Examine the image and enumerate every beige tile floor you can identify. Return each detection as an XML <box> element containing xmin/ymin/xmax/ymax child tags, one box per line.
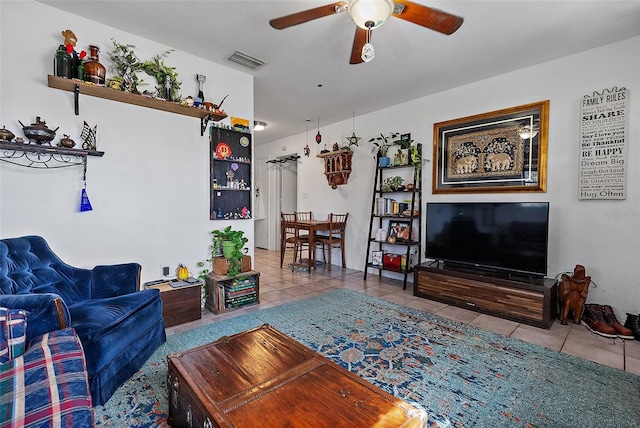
<box><xmin>167</xmin><ymin>248</ymin><xmax>640</xmax><ymax>376</ymax></box>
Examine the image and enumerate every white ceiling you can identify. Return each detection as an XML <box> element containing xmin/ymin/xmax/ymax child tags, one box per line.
<box><xmin>39</xmin><ymin>1</ymin><xmax>640</xmax><ymax>145</ymax></box>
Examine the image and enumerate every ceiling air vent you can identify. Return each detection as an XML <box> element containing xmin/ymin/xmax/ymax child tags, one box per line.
<box><xmin>227</xmin><ymin>50</ymin><xmax>268</xmax><ymax>70</ymax></box>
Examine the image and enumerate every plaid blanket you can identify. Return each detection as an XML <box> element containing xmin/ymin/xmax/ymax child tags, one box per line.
<box><xmin>0</xmin><ymin>328</ymin><xmax>93</xmax><ymax>427</ymax></box>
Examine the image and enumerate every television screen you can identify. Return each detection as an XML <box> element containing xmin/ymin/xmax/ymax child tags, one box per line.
<box><xmin>425</xmin><ymin>202</ymin><xmax>549</xmax><ymax>278</ymax></box>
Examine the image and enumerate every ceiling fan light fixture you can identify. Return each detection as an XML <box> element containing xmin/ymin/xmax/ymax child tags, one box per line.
<box><xmin>348</xmin><ymin>0</ymin><xmax>394</xmax><ymax>30</ymax></box>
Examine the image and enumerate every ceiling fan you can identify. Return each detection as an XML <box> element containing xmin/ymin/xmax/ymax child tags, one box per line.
<box><xmin>269</xmin><ymin>0</ymin><xmax>463</xmax><ymax>64</ymax></box>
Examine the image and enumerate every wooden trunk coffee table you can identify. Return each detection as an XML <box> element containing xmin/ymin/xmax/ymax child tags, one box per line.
<box><xmin>167</xmin><ymin>324</ymin><xmax>427</xmax><ymax>427</ymax></box>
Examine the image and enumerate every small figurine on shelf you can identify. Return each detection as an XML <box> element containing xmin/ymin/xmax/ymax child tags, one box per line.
<box><xmin>122</xmin><ymin>66</ymin><xmax>134</xmax><ymax>92</ymax></box>
<box><xmin>81</xmin><ymin>121</ymin><xmax>97</xmax><ymax>151</ymax></box>
<box><xmin>164</xmin><ymin>75</ymin><xmax>172</xmax><ymax>101</ymax></box>
<box><xmin>225</xmin><ymin>169</ymin><xmax>234</xmax><ymax>186</ymax></box>
<box><xmin>216</xmin><ymin>208</ymin><xmax>223</xmax><ymax>219</ymax></box>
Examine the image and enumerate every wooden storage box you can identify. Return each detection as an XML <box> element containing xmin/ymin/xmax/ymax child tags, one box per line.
<box><xmin>167</xmin><ymin>324</ymin><xmax>426</xmax><ymax>427</ymax></box>
<box><xmin>212</xmin><ymin>255</ymin><xmax>251</xmax><ymax>275</ymax></box>
<box><xmin>145</xmin><ymin>281</ymin><xmax>202</xmax><ymax>328</ymax></box>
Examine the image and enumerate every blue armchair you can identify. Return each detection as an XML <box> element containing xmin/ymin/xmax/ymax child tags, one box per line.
<box><xmin>0</xmin><ymin>235</ymin><xmax>166</xmax><ymax>406</ymax></box>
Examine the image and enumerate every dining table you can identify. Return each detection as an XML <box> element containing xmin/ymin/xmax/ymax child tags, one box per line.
<box><xmin>293</xmin><ymin>219</ymin><xmax>333</xmax><ymax>273</ymax></box>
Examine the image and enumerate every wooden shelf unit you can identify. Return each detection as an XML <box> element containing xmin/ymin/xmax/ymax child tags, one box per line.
<box><xmin>414</xmin><ymin>264</ymin><xmax>557</xmax><ymax>328</ymax></box>
<box><xmin>363</xmin><ymin>144</ymin><xmax>422</xmax><ymax>290</ymax></box>
<box><xmin>47</xmin><ymin>75</ymin><xmax>227</xmax><ymax>121</ymax></box>
<box><xmin>210</xmin><ymin>127</ymin><xmax>252</xmax><ymax>219</ymax></box>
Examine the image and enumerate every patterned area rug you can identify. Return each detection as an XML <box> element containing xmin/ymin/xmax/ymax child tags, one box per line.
<box><xmin>95</xmin><ymin>289</ymin><xmax>640</xmax><ymax>427</ymax></box>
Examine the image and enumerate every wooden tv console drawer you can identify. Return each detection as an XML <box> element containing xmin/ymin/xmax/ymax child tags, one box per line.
<box><xmin>414</xmin><ymin>265</ymin><xmax>557</xmax><ymax>328</ymax></box>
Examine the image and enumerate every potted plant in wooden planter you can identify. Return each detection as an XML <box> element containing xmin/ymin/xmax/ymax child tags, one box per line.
<box><xmin>212</xmin><ymin>226</ymin><xmax>249</xmax><ymax>278</ymax></box>
<box><xmin>198</xmin><ymin>225</ymin><xmax>249</xmax><ymax>280</ymax></box>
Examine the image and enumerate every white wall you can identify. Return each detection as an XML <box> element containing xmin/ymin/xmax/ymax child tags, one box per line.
<box><xmin>0</xmin><ymin>1</ymin><xmax>254</xmax><ymax>282</ymax></box>
<box><xmin>255</xmin><ymin>36</ymin><xmax>640</xmax><ymax>317</ymax></box>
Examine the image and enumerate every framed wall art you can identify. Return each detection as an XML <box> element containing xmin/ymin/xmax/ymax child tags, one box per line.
<box><xmin>432</xmin><ymin>100</ymin><xmax>549</xmax><ymax>194</ymax></box>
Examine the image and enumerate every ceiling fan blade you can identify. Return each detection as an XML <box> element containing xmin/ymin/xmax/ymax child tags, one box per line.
<box><xmin>393</xmin><ymin>0</ymin><xmax>463</xmax><ymax>35</ymax></box>
<box><xmin>350</xmin><ymin>27</ymin><xmax>368</xmax><ymax>65</ymax></box>
<box><xmin>270</xmin><ymin>2</ymin><xmax>347</xmax><ymax>29</ymax></box>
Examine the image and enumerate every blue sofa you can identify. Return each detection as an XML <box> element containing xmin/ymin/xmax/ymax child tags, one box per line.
<box><xmin>0</xmin><ymin>235</ymin><xmax>166</xmax><ymax>405</ymax></box>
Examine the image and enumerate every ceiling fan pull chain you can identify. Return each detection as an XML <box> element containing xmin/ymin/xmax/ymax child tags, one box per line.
<box><xmin>362</xmin><ymin>27</ymin><xmax>375</xmax><ymax>63</ymax></box>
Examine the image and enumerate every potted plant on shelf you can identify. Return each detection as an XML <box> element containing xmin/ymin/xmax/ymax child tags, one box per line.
<box><xmin>393</xmin><ymin>135</ymin><xmax>414</xmax><ymax>165</ymax></box>
<box><xmin>383</xmin><ymin>176</ymin><xmax>404</xmax><ymax>191</ymax></box>
<box><xmin>369</xmin><ymin>132</ymin><xmax>400</xmax><ymax>167</ymax></box>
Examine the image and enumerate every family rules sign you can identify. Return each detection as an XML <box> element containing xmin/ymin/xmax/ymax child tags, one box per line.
<box><xmin>579</xmin><ymin>87</ymin><xmax>629</xmax><ymax>200</ymax></box>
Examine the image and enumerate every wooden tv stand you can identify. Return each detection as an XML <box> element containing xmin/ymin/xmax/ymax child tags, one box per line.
<box><xmin>414</xmin><ymin>264</ymin><xmax>557</xmax><ymax>328</ymax></box>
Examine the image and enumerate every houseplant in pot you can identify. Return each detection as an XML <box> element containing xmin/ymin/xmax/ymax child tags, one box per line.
<box><xmin>212</xmin><ymin>225</ymin><xmax>249</xmax><ymax>278</ymax></box>
<box><xmin>369</xmin><ymin>132</ymin><xmax>400</xmax><ymax>167</ymax></box>
<box><xmin>197</xmin><ymin>225</ymin><xmax>249</xmax><ymax>279</ymax></box>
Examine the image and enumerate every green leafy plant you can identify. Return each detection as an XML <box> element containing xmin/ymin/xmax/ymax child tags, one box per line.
<box><xmin>140</xmin><ymin>49</ymin><xmax>182</xmax><ymax>101</ymax></box>
<box><xmin>202</xmin><ymin>226</ymin><xmax>249</xmax><ymax>278</ymax></box>
<box><xmin>383</xmin><ymin>176</ymin><xmax>404</xmax><ymax>191</ymax></box>
<box><xmin>394</xmin><ymin>135</ymin><xmax>414</xmax><ymax>149</ymax></box>
<box><xmin>108</xmin><ymin>38</ymin><xmax>143</xmax><ymax>93</ymax></box>
<box><xmin>369</xmin><ymin>132</ymin><xmax>400</xmax><ymax>158</ymax></box>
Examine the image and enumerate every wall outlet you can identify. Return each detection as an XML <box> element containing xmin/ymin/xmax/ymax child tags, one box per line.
<box><xmin>162</xmin><ymin>266</ymin><xmax>170</xmax><ymax>276</ymax></box>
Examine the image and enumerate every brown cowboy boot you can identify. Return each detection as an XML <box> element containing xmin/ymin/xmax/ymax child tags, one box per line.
<box><xmin>601</xmin><ymin>305</ymin><xmax>634</xmax><ymax>339</ymax></box>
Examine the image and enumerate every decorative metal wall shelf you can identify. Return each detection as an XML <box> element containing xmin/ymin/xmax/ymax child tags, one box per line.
<box><xmin>47</xmin><ymin>75</ymin><xmax>227</xmax><ymax>135</ymax></box>
<box><xmin>0</xmin><ymin>141</ymin><xmax>104</xmax><ymax>169</ymax></box>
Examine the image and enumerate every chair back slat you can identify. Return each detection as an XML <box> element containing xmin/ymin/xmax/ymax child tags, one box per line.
<box><xmin>329</xmin><ymin>213</ymin><xmax>348</xmax><ymax>235</ymax></box>
<box><xmin>295</xmin><ymin>211</ymin><xmax>312</xmax><ymax>221</ymax></box>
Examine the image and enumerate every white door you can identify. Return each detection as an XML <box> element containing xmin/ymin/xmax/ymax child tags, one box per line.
<box><xmin>255</xmin><ymin>154</ymin><xmax>298</xmax><ymax>251</ymax></box>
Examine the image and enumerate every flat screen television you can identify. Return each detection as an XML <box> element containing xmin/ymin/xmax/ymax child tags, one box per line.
<box><xmin>425</xmin><ymin>202</ymin><xmax>549</xmax><ymax>279</ymax></box>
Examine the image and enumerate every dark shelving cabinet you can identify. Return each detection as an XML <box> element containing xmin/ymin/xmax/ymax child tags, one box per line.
<box><xmin>209</xmin><ymin>126</ymin><xmax>252</xmax><ymax>220</ymax></box>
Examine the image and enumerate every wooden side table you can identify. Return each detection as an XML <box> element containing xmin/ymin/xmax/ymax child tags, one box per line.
<box><xmin>145</xmin><ymin>280</ymin><xmax>202</xmax><ymax>327</ymax></box>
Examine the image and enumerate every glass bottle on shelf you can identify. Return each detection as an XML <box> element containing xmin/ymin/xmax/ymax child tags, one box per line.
<box><xmin>54</xmin><ymin>45</ymin><xmax>71</xmax><ymax>78</ymax></box>
<box><xmin>84</xmin><ymin>45</ymin><xmax>106</xmax><ymax>86</ymax></box>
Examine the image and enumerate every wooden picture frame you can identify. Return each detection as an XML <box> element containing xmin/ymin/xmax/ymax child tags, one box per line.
<box><xmin>433</xmin><ymin>100</ymin><xmax>549</xmax><ymax>194</ymax></box>
<box><xmin>388</xmin><ymin>220</ymin><xmax>412</xmax><ymax>243</ymax></box>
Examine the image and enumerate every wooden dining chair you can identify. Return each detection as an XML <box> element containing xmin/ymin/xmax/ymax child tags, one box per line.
<box><xmin>280</xmin><ymin>212</ymin><xmax>309</xmax><ymax>269</ymax></box>
<box><xmin>295</xmin><ymin>211</ymin><xmax>312</xmax><ymax>221</ymax></box>
<box><xmin>314</xmin><ymin>213</ymin><xmax>348</xmax><ymax>270</ymax></box>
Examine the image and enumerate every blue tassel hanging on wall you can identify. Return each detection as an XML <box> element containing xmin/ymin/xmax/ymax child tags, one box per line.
<box><xmin>80</xmin><ymin>160</ymin><xmax>93</xmax><ymax>212</ymax></box>
<box><xmin>80</xmin><ymin>188</ymin><xmax>93</xmax><ymax>212</ymax></box>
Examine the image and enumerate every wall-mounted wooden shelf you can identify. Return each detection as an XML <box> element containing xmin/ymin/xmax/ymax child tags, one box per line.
<box><xmin>47</xmin><ymin>75</ymin><xmax>227</xmax><ymax>134</ymax></box>
<box><xmin>316</xmin><ymin>149</ymin><xmax>353</xmax><ymax>189</ymax></box>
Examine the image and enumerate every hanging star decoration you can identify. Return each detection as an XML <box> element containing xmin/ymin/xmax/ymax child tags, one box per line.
<box><xmin>345</xmin><ymin>131</ymin><xmax>361</xmax><ymax>147</ymax></box>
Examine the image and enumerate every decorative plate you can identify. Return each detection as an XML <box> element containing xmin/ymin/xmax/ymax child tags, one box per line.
<box><xmin>240</xmin><ymin>136</ymin><xmax>250</xmax><ymax>147</ymax></box>
<box><xmin>231</xmin><ymin>162</ymin><xmax>239</xmax><ymax>171</ymax></box>
<box><xmin>216</xmin><ymin>142</ymin><xmax>232</xmax><ymax>158</ymax></box>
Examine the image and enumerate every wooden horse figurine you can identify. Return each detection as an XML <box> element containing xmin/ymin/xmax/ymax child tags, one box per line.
<box><xmin>558</xmin><ymin>264</ymin><xmax>590</xmax><ymax>325</ymax></box>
